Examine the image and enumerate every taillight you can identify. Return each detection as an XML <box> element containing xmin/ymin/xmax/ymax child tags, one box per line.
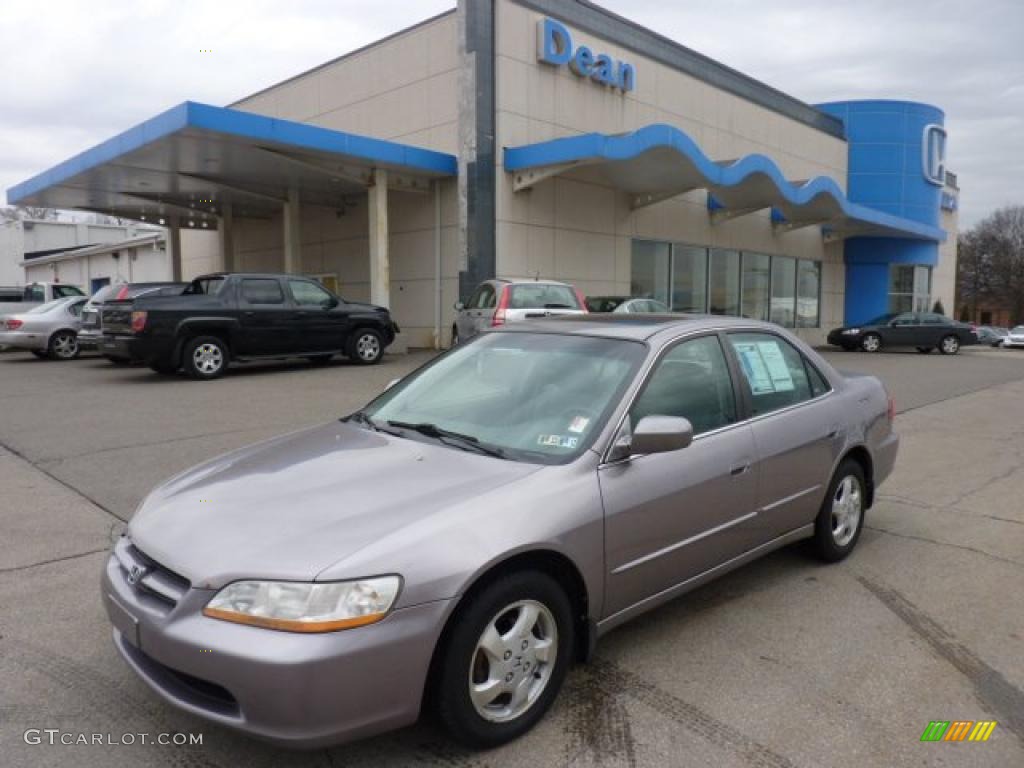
<box><xmin>573</xmin><ymin>287</ymin><xmax>588</xmax><ymax>313</ymax></box>
<box><xmin>887</xmin><ymin>396</ymin><xmax>896</xmax><ymax>423</ymax></box>
<box><xmin>492</xmin><ymin>286</ymin><xmax>510</xmax><ymax>327</ymax></box>
<box><xmin>6</xmin><ymin>319</ymin><xmax>23</xmax><ymax>330</ymax></box>
<box><xmin>131</xmin><ymin>311</ymin><xmax>148</xmax><ymax>333</ymax></box>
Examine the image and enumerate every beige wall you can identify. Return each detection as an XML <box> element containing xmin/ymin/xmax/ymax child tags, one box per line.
<box><xmin>932</xmin><ymin>184</ymin><xmax>959</xmax><ymax>317</ymax></box>
<box><xmin>232</xmin><ymin>12</ymin><xmax>460</xmax><ymax>156</ymax></box>
<box><xmin>231</xmin><ymin>182</ymin><xmax>458</xmax><ymax>349</ymax></box>
<box><xmin>493</xmin><ymin>0</ymin><xmax>849</xmax><ymax>343</ymax></box>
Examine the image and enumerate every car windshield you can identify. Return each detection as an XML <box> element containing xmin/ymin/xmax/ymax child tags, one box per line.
<box><xmin>508</xmin><ymin>284</ymin><xmax>581</xmax><ymax>310</ymax></box>
<box><xmin>864</xmin><ymin>313</ymin><xmax>898</xmax><ymax>326</ymax></box>
<box><xmin>360</xmin><ymin>332</ymin><xmax>645</xmax><ymax>464</ymax></box>
<box><xmin>26</xmin><ymin>299</ymin><xmax>68</xmax><ymax>314</ymax></box>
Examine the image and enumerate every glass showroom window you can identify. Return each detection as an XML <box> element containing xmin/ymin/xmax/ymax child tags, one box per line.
<box><xmin>671</xmin><ymin>244</ymin><xmax>708</xmax><ymax>312</ymax></box>
<box><xmin>889</xmin><ymin>265</ymin><xmax>931</xmax><ymax>314</ymax></box>
<box><xmin>769</xmin><ymin>256</ymin><xmax>797</xmax><ymax>327</ymax></box>
<box><xmin>708</xmin><ymin>249</ymin><xmax>740</xmax><ymax>315</ymax></box>
<box><xmin>741</xmin><ymin>253</ymin><xmax>771</xmax><ymax>321</ymax></box>
<box><xmin>631</xmin><ymin>240</ymin><xmax>671</xmax><ymax>305</ymax></box>
<box><xmin>796</xmin><ymin>260</ymin><xmax>821</xmax><ymax>328</ymax></box>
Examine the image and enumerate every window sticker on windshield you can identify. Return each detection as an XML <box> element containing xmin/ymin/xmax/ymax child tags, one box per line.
<box><xmin>567</xmin><ymin>415</ymin><xmax>590</xmax><ymax>433</ymax></box>
<box><xmin>733</xmin><ymin>342</ymin><xmax>776</xmax><ymax>394</ymax></box>
<box><xmin>537</xmin><ymin>434</ymin><xmax>579</xmax><ymax>449</ymax></box>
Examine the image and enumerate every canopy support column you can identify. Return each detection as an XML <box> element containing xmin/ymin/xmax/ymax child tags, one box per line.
<box><xmin>369</xmin><ymin>168</ymin><xmax>390</xmax><ymax>308</ymax></box>
<box><xmin>219</xmin><ymin>203</ymin><xmax>236</xmax><ymax>272</ymax></box>
<box><xmin>168</xmin><ymin>217</ymin><xmax>182</xmax><ymax>281</ymax></box>
<box><xmin>283</xmin><ymin>187</ymin><xmax>301</xmax><ymax>274</ymax></box>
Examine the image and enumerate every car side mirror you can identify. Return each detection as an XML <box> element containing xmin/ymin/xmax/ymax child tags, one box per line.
<box><xmin>327</xmin><ymin>296</ymin><xmax>339</xmax><ymax>309</ymax></box>
<box><xmin>454</xmin><ymin>301</ymin><xmax>465</xmax><ymax>311</ymax></box>
<box><xmin>609</xmin><ymin>415</ymin><xmax>693</xmax><ymax>462</ymax></box>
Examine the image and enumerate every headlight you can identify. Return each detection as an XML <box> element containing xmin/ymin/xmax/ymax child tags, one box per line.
<box><xmin>841</xmin><ymin>328</ymin><xmax>861</xmax><ymax>335</ymax></box>
<box><xmin>203</xmin><ymin>576</ymin><xmax>401</xmax><ymax>633</ymax></box>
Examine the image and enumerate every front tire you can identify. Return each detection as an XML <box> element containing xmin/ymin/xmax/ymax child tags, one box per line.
<box><xmin>182</xmin><ymin>336</ymin><xmax>228</xmax><ymax>380</ymax></box>
<box><xmin>47</xmin><ymin>331</ymin><xmax>79</xmax><ymax>360</ymax></box>
<box><xmin>434</xmin><ymin>572</ymin><xmax>574</xmax><ymax>748</ymax></box>
<box><xmin>346</xmin><ymin>328</ymin><xmax>383</xmax><ymax>365</ymax></box>
<box><xmin>812</xmin><ymin>459</ymin><xmax>866</xmax><ymax>563</ymax></box>
<box><xmin>860</xmin><ymin>333</ymin><xmax>882</xmax><ymax>353</ymax></box>
<box><xmin>939</xmin><ymin>335</ymin><xmax>960</xmax><ymax>355</ymax></box>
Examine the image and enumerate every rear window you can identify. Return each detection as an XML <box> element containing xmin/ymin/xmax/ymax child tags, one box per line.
<box><xmin>241</xmin><ymin>278</ymin><xmax>285</xmax><ymax>305</ymax></box>
<box><xmin>508</xmin><ymin>284</ymin><xmax>580</xmax><ymax>310</ymax></box>
<box><xmin>53</xmin><ymin>285</ymin><xmax>85</xmax><ymax>298</ymax></box>
<box><xmin>185</xmin><ymin>277</ymin><xmax>226</xmax><ymax>296</ymax></box>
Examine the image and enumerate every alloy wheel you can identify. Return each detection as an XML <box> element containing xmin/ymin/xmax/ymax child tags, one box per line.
<box><xmin>831</xmin><ymin>475</ymin><xmax>862</xmax><ymax>547</ymax></box>
<box><xmin>941</xmin><ymin>336</ymin><xmax>959</xmax><ymax>354</ymax></box>
<box><xmin>193</xmin><ymin>343</ymin><xmax>223</xmax><ymax>375</ymax></box>
<box><xmin>862</xmin><ymin>335</ymin><xmax>881</xmax><ymax>353</ymax></box>
<box><xmin>52</xmin><ymin>333</ymin><xmax>78</xmax><ymax>359</ymax></box>
<box><xmin>468</xmin><ymin>600</ymin><xmax>558</xmax><ymax>723</ymax></box>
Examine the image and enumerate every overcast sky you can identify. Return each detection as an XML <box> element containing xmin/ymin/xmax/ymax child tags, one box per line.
<box><xmin>1</xmin><ymin>0</ymin><xmax>1020</xmax><ymax>227</ymax></box>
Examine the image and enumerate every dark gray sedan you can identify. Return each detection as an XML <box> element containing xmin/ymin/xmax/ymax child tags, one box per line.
<box><xmin>101</xmin><ymin>315</ymin><xmax>898</xmax><ymax>748</ymax></box>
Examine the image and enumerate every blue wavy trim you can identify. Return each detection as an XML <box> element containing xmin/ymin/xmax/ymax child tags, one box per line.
<box><xmin>504</xmin><ymin>124</ymin><xmax>944</xmax><ymax>242</ymax></box>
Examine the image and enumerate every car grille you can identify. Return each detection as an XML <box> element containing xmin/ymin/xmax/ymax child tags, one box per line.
<box><xmin>112</xmin><ymin>537</ymin><xmax>190</xmax><ymax>613</ymax></box>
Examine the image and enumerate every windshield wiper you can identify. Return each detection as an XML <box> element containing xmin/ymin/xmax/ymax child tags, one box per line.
<box><xmin>385</xmin><ymin>420</ymin><xmax>507</xmax><ymax>459</ymax></box>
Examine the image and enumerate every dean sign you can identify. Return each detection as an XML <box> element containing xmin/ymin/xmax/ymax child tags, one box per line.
<box><xmin>537</xmin><ymin>17</ymin><xmax>635</xmax><ymax>92</ymax></box>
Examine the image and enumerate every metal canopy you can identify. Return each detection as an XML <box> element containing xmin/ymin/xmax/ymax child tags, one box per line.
<box><xmin>7</xmin><ymin>101</ymin><xmax>458</xmax><ymax>225</ymax></box>
<box><xmin>505</xmin><ymin>124</ymin><xmax>945</xmax><ymax>242</ymax></box>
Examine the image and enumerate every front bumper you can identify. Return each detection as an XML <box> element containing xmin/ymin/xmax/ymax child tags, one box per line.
<box><xmin>1002</xmin><ymin>338</ymin><xmax>1024</xmax><ymax>348</ymax></box>
<box><xmin>0</xmin><ymin>330</ymin><xmax>47</xmax><ymax>351</ymax></box>
<box><xmin>827</xmin><ymin>330</ymin><xmax>858</xmax><ymax>347</ymax></box>
<box><xmin>101</xmin><ymin>544</ymin><xmax>452</xmax><ymax>748</ymax></box>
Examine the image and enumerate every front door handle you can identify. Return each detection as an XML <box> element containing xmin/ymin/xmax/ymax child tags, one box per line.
<box><xmin>729</xmin><ymin>462</ymin><xmax>751</xmax><ymax>476</ymax></box>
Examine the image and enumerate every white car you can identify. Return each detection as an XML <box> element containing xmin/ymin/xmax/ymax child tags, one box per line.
<box><xmin>453</xmin><ymin>278</ymin><xmax>587</xmax><ymax>344</ymax></box>
<box><xmin>1002</xmin><ymin>325</ymin><xmax>1024</xmax><ymax>348</ymax></box>
<box><xmin>0</xmin><ymin>297</ymin><xmax>87</xmax><ymax>359</ymax></box>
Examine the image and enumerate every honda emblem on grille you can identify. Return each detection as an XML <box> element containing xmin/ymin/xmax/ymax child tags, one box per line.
<box><xmin>126</xmin><ymin>564</ymin><xmax>149</xmax><ymax>586</ymax></box>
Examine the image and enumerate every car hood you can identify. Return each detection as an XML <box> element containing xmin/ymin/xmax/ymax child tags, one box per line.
<box><xmin>128</xmin><ymin>421</ymin><xmax>541</xmax><ymax>588</ymax></box>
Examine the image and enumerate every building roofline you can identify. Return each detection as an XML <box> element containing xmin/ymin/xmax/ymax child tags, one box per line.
<box><xmin>227</xmin><ymin>8</ymin><xmax>458</xmax><ymax>108</ymax></box>
<box><xmin>515</xmin><ymin>0</ymin><xmax>846</xmax><ymax>139</ymax></box>
<box><xmin>19</xmin><ymin>233</ymin><xmax>165</xmax><ymax>267</ymax></box>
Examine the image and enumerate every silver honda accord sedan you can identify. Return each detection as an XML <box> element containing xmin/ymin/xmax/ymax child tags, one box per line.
<box><xmin>101</xmin><ymin>315</ymin><xmax>898</xmax><ymax>749</ymax></box>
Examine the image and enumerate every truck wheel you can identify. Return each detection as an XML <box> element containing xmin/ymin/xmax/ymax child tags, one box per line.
<box><xmin>48</xmin><ymin>331</ymin><xmax>80</xmax><ymax>360</ymax></box>
<box><xmin>347</xmin><ymin>328</ymin><xmax>384</xmax><ymax>365</ymax></box>
<box><xmin>183</xmin><ymin>336</ymin><xmax>229</xmax><ymax>380</ymax></box>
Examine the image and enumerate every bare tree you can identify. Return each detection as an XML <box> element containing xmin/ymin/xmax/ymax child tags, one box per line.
<box><xmin>957</xmin><ymin>206</ymin><xmax>1024</xmax><ymax>324</ymax></box>
<box><xmin>0</xmin><ymin>205</ymin><xmax>58</xmax><ymax>222</ymax></box>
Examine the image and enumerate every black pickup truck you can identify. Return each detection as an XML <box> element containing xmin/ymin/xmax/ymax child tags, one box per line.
<box><xmin>99</xmin><ymin>273</ymin><xmax>399</xmax><ymax>379</ymax></box>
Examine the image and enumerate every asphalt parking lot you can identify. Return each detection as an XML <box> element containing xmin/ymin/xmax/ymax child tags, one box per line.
<box><xmin>2</xmin><ymin>345</ymin><xmax>1023</xmax><ymax>767</ymax></box>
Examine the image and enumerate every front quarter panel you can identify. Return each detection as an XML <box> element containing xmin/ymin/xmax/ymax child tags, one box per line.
<box><xmin>316</xmin><ymin>455</ymin><xmax>606</xmax><ymax>620</ymax></box>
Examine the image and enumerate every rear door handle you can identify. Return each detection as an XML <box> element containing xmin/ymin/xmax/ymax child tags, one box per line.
<box><xmin>826</xmin><ymin>424</ymin><xmax>842</xmax><ymax>439</ymax></box>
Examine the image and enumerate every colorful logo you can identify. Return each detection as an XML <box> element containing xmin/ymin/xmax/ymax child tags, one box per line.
<box><xmin>920</xmin><ymin>720</ymin><xmax>997</xmax><ymax>742</ymax></box>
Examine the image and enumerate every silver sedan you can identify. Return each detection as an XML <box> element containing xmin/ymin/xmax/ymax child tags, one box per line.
<box><xmin>0</xmin><ymin>297</ymin><xmax>87</xmax><ymax>359</ymax></box>
<box><xmin>101</xmin><ymin>315</ymin><xmax>898</xmax><ymax>749</ymax></box>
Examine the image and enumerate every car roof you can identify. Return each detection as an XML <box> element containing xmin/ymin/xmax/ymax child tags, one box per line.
<box><xmin>496</xmin><ymin>313</ymin><xmax>776</xmax><ymax>341</ymax></box>
<box><xmin>491</xmin><ymin>278</ymin><xmax>574</xmax><ymax>286</ymax></box>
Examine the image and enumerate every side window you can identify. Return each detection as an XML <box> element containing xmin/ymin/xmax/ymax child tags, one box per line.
<box><xmin>921</xmin><ymin>313</ymin><xmax>945</xmax><ymax>325</ymax></box>
<box><xmin>241</xmin><ymin>279</ymin><xmax>285</xmax><ymax>305</ymax></box>
<box><xmin>893</xmin><ymin>313</ymin><xmax>917</xmax><ymax>326</ymax></box>
<box><xmin>465</xmin><ymin>286</ymin><xmax>483</xmax><ymax>309</ymax></box>
<box><xmin>805</xmin><ymin>359</ymin><xmax>831</xmax><ymax>398</ymax></box>
<box><xmin>728</xmin><ymin>333</ymin><xmax>813</xmax><ymax>416</ymax></box>
<box><xmin>26</xmin><ymin>285</ymin><xmax>44</xmax><ymax>302</ymax></box>
<box><xmin>474</xmin><ymin>284</ymin><xmax>496</xmax><ymax>309</ymax></box>
<box><xmin>289</xmin><ymin>279</ymin><xmax>334</xmax><ymax>307</ymax></box>
<box><xmin>67</xmin><ymin>301</ymin><xmax>84</xmax><ymax>318</ymax></box>
<box><xmin>631</xmin><ymin>335</ymin><xmax>737</xmax><ymax>436</ymax></box>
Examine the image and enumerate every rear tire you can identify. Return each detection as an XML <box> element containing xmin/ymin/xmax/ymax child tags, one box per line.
<box><xmin>434</xmin><ymin>571</ymin><xmax>574</xmax><ymax>749</ymax></box>
<box><xmin>860</xmin><ymin>333</ymin><xmax>882</xmax><ymax>353</ymax></box>
<box><xmin>47</xmin><ymin>330</ymin><xmax>79</xmax><ymax>360</ymax></box>
<box><xmin>812</xmin><ymin>459</ymin><xmax>866</xmax><ymax>563</ymax></box>
<box><xmin>346</xmin><ymin>328</ymin><xmax>384</xmax><ymax>365</ymax></box>
<box><xmin>939</xmin><ymin>335</ymin><xmax>960</xmax><ymax>355</ymax></box>
<box><xmin>916</xmin><ymin>346</ymin><xmax>933</xmax><ymax>354</ymax></box>
<box><xmin>182</xmin><ymin>336</ymin><xmax>228</xmax><ymax>380</ymax></box>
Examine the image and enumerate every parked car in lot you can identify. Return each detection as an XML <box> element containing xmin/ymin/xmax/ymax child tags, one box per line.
<box><xmin>1001</xmin><ymin>325</ymin><xmax>1024</xmax><ymax>348</ymax></box>
<box><xmin>80</xmin><ymin>282</ymin><xmax>188</xmax><ymax>361</ymax></box>
<box><xmin>975</xmin><ymin>325</ymin><xmax>1009</xmax><ymax>347</ymax></box>
<box><xmin>827</xmin><ymin>312</ymin><xmax>977</xmax><ymax>354</ymax></box>
<box><xmin>102</xmin><ymin>315</ymin><xmax>897</xmax><ymax>749</ymax></box>
<box><xmin>99</xmin><ymin>272</ymin><xmax>398</xmax><ymax>379</ymax></box>
<box><xmin>0</xmin><ymin>296</ymin><xmax>87</xmax><ymax>359</ymax></box>
<box><xmin>0</xmin><ymin>281</ymin><xmax>85</xmax><ymax>316</ymax></box>
<box><xmin>453</xmin><ymin>278</ymin><xmax>586</xmax><ymax>343</ymax></box>
<box><xmin>585</xmin><ymin>296</ymin><xmax>671</xmax><ymax>314</ymax></box>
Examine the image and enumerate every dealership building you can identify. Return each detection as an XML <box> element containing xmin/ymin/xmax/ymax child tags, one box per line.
<box><xmin>7</xmin><ymin>0</ymin><xmax>958</xmax><ymax>348</ymax></box>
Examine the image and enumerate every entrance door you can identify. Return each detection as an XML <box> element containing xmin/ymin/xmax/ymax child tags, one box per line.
<box><xmin>91</xmin><ymin>277</ymin><xmax>111</xmax><ymax>294</ymax></box>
